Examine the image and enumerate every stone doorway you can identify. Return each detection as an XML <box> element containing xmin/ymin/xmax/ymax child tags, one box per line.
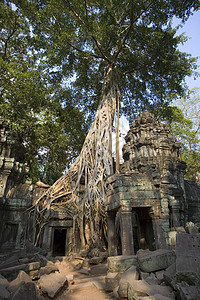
<box><xmin>132</xmin><ymin>208</ymin><xmax>155</xmax><ymax>252</ymax></box>
<box><xmin>52</xmin><ymin>228</ymin><xmax>67</xmax><ymax>256</ymax></box>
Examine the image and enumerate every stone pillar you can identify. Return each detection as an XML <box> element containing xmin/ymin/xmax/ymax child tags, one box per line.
<box><xmin>107</xmin><ymin>212</ymin><xmax>118</xmax><ymax>256</ymax></box>
<box><xmin>42</xmin><ymin>226</ymin><xmax>53</xmax><ymax>254</ymax></box>
<box><xmin>171</xmin><ymin>205</ymin><xmax>181</xmax><ymax>227</ymax></box>
<box><xmin>120</xmin><ymin>209</ymin><xmax>134</xmax><ymax>255</ymax></box>
<box><xmin>151</xmin><ymin>217</ymin><xmax>169</xmax><ymax>249</ymax></box>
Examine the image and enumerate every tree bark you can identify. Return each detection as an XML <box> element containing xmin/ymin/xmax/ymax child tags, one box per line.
<box><xmin>33</xmin><ymin>66</ymin><xmax>120</xmax><ymax>249</ymax></box>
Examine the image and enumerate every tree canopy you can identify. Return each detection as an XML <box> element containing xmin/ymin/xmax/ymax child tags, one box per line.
<box><xmin>0</xmin><ymin>0</ymin><xmax>88</xmax><ymax>184</ymax></box>
<box><xmin>1</xmin><ymin>0</ymin><xmax>200</xmax><ymax>185</ymax></box>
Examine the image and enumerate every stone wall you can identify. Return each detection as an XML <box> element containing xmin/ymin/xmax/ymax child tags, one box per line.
<box><xmin>0</xmin><ymin>119</ymin><xmax>34</xmax><ymax>253</ymax></box>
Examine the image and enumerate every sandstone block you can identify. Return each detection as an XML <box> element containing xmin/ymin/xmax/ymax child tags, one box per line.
<box><xmin>29</xmin><ymin>269</ymin><xmax>40</xmax><ymax>280</ymax></box>
<box><xmin>0</xmin><ymin>255</ymin><xmax>19</xmax><ymax>270</ymax></box>
<box><xmin>39</xmin><ymin>265</ymin><xmax>58</xmax><ymax>276</ymax></box>
<box><xmin>82</xmin><ymin>258</ymin><xmax>90</xmax><ymax>268</ymax></box>
<box><xmin>178</xmin><ymin>285</ymin><xmax>199</xmax><ymax>300</ymax></box>
<box><xmin>39</xmin><ymin>272</ymin><xmax>67</xmax><ymax>298</ymax></box>
<box><xmin>66</xmin><ymin>274</ymin><xmax>74</xmax><ymax>281</ymax></box>
<box><xmin>0</xmin><ymin>264</ymin><xmax>28</xmax><ymax>281</ymax></box>
<box><xmin>0</xmin><ymin>277</ymin><xmax>9</xmax><ymax>288</ymax></box>
<box><xmin>127</xmin><ymin>279</ymin><xmax>174</xmax><ymax>300</ymax></box>
<box><xmin>0</xmin><ymin>286</ymin><xmax>10</xmax><ymax>299</ymax></box>
<box><xmin>137</xmin><ymin>249</ymin><xmax>176</xmax><ymax>273</ymax></box>
<box><xmin>107</xmin><ymin>255</ymin><xmax>137</xmax><ymax>272</ymax></box>
<box><xmin>90</xmin><ymin>256</ymin><xmax>104</xmax><ymax>265</ymax></box>
<box><xmin>127</xmin><ymin>280</ymin><xmax>150</xmax><ymax>299</ymax></box>
<box><xmin>90</xmin><ymin>264</ymin><xmax>107</xmax><ymax>276</ymax></box>
<box><xmin>78</xmin><ymin>268</ymin><xmax>90</xmax><ymax>275</ymax></box>
<box><xmin>163</xmin><ymin>263</ymin><xmax>176</xmax><ymax>288</ymax></box>
<box><xmin>105</xmin><ymin>272</ymin><xmax>121</xmax><ymax>291</ymax></box>
<box><xmin>8</xmin><ymin>270</ymin><xmax>32</xmax><ymax>293</ymax></box>
<box><xmin>28</xmin><ymin>261</ymin><xmax>40</xmax><ymax>271</ymax></box>
<box><xmin>120</xmin><ymin>265</ymin><xmax>140</xmax><ymax>283</ymax></box>
<box><xmin>11</xmin><ymin>282</ymin><xmax>42</xmax><ymax>300</ymax></box>
<box><xmin>118</xmin><ymin>282</ymin><xmax>128</xmax><ymax>298</ymax></box>
<box><xmin>176</xmin><ymin>233</ymin><xmax>200</xmax><ymax>276</ymax></box>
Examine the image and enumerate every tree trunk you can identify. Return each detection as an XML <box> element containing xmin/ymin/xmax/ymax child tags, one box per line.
<box><xmin>33</xmin><ymin>66</ymin><xmax>120</xmax><ymax>249</ymax></box>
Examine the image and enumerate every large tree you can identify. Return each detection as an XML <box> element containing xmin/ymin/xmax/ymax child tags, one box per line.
<box><xmin>9</xmin><ymin>0</ymin><xmax>200</xmax><ymax>248</ymax></box>
<box><xmin>0</xmin><ymin>0</ymin><xmax>87</xmax><ymax>184</ymax></box>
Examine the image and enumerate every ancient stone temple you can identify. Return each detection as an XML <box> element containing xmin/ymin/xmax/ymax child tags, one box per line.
<box><xmin>0</xmin><ymin>119</ymin><xmax>33</xmax><ymax>253</ymax></box>
<box><xmin>1</xmin><ymin>112</ymin><xmax>200</xmax><ymax>257</ymax></box>
<box><xmin>106</xmin><ymin>111</ymin><xmax>188</xmax><ymax>256</ymax></box>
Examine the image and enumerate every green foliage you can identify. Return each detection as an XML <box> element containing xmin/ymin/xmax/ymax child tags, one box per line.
<box><xmin>13</xmin><ymin>0</ymin><xmax>199</xmax><ymax>120</ymax></box>
<box><xmin>0</xmin><ymin>1</ymin><xmax>87</xmax><ymax>184</ymax></box>
<box><xmin>171</xmin><ymin>88</ymin><xmax>200</xmax><ymax>178</ymax></box>
<box><xmin>1</xmin><ymin>0</ymin><xmax>200</xmax><ymax>183</ymax></box>
<box><xmin>155</xmin><ymin>88</ymin><xmax>200</xmax><ymax>178</ymax></box>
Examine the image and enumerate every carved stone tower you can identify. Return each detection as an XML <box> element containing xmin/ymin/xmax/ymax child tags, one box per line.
<box><xmin>106</xmin><ymin>111</ymin><xmax>187</xmax><ymax>255</ymax></box>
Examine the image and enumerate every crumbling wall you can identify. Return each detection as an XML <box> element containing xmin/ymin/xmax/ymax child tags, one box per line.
<box><xmin>184</xmin><ymin>180</ymin><xmax>200</xmax><ymax>223</ymax></box>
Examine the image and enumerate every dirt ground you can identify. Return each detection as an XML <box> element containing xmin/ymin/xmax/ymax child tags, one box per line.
<box><xmin>51</xmin><ymin>257</ymin><xmax>114</xmax><ymax>300</ymax></box>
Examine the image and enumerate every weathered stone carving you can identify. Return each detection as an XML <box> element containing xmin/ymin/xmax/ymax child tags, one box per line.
<box><xmin>0</xmin><ymin>119</ymin><xmax>33</xmax><ymax>253</ymax></box>
<box><xmin>106</xmin><ymin>111</ymin><xmax>188</xmax><ymax>256</ymax></box>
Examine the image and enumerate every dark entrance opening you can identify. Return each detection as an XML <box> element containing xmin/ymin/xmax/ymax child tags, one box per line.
<box><xmin>132</xmin><ymin>207</ymin><xmax>155</xmax><ymax>253</ymax></box>
<box><xmin>53</xmin><ymin>228</ymin><xmax>66</xmax><ymax>256</ymax></box>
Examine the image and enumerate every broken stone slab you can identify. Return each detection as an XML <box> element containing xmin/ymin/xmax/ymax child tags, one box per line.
<box><xmin>0</xmin><ymin>264</ymin><xmax>29</xmax><ymax>281</ymax></box>
<box><xmin>8</xmin><ymin>270</ymin><xmax>32</xmax><ymax>294</ymax></box>
<box><xmin>82</xmin><ymin>258</ymin><xmax>90</xmax><ymax>268</ymax></box>
<box><xmin>39</xmin><ymin>264</ymin><xmax>58</xmax><ymax>276</ymax></box>
<box><xmin>117</xmin><ymin>265</ymin><xmax>140</xmax><ymax>298</ymax></box>
<box><xmin>33</xmin><ymin>253</ymin><xmax>49</xmax><ymax>267</ymax></box>
<box><xmin>89</xmin><ymin>256</ymin><xmax>105</xmax><ymax>265</ymax></box>
<box><xmin>28</xmin><ymin>261</ymin><xmax>40</xmax><ymax>271</ymax></box>
<box><xmin>90</xmin><ymin>264</ymin><xmax>108</xmax><ymax>276</ymax></box>
<box><xmin>118</xmin><ymin>281</ymin><xmax>128</xmax><ymax>298</ymax></box>
<box><xmin>127</xmin><ymin>280</ymin><xmax>150</xmax><ymax>298</ymax></box>
<box><xmin>0</xmin><ymin>276</ymin><xmax>9</xmax><ymax>288</ymax></box>
<box><xmin>29</xmin><ymin>269</ymin><xmax>40</xmax><ymax>280</ymax></box>
<box><xmin>66</xmin><ymin>274</ymin><xmax>74</xmax><ymax>282</ymax></box>
<box><xmin>140</xmin><ymin>271</ymin><xmax>149</xmax><ymax>280</ymax></box>
<box><xmin>156</xmin><ymin>270</ymin><xmax>165</xmax><ymax>282</ymax></box>
<box><xmin>176</xmin><ymin>233</ymin><xmax>200</xmax><ymax>278</ymax></box>
<box><xmin>105</xmin><ymin>272</ymin><xmax>121</xmax><ymax>292</ymax></box>
<box><xmin>11</xmin><ymin>282</ymin><xmax>43</xmax><ymax>300</ymax></box>
<box><xmin>178</xmin><ymin>285</ymin><xmax>200</xmax><ymax>300</ymax></box>
<box><xmin>137</xmin><ymin>249</ymin><xmax>176</xmax><ymax>273</ymax></box>
<box><xmin>163</xmin><ymin>263</ymin><xmax>176</xmax><ymax>289</ymax></box>
<box><xmin>145</xmin><ymin>276</ymin><xmax>162</xmax><ymax>286</ymax></box>
<box><xmin>78</xmin><ymin>267</ymin><xmax>90</xmax><ymax>275</ymax></box>
<box><xmin>107</xmin><ymin>255</ymin><xmax>137</xmax><ymax>273</ymax></box>
<box><xmin>39</xmin><ymin>272</ymin><xmax>67</xmax><ymax>298</ymax></box>
<box><xmin>127</xmin><ymin>280</ymin><xmax>175</xmax><ymax>300</ymax></box>
<box><xmin>120</xmin><ymin>265</ymin><xmax>140</xmax><ymax>283</ymax></box>
<box><xmin>0</xmin><ymin>286</ymin><xmax>10</xmax><ymax>299</ymax></box>
<box><xmin>0</xmin><ymin>254</ymin><xmax>19</xmax><ymax>270</ymax></box>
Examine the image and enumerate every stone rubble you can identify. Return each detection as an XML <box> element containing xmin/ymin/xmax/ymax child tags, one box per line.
<box><xmin>0</xmin><ymin>233</ymin><xmax>200</xmax><ymax>299</ymax></box>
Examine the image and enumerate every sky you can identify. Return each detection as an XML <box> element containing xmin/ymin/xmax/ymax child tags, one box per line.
<box><xmin>174</xmin><ymin>10</ymin><xmax>200</xmax><ymax>89</ymax></box>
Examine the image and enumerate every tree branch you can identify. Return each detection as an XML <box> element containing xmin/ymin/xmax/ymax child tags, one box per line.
<box><xmin>66</xmin><ymin>39</ymin><xmax>103</xmax><ymax>59</ymax></box>
<box><xmin>114</xmin><ymin>0</ymin><xmax>154</xmax><ymax>60</ymax></box>
<box><xmin>62</xmin><ymin>0</ymin><xmax>111</xmax><ymax>64</ymax></box>
<box><xmin>3</xmin><ymin>15</ymin><xmax>18</xmax><ymax>60</ymax></box>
